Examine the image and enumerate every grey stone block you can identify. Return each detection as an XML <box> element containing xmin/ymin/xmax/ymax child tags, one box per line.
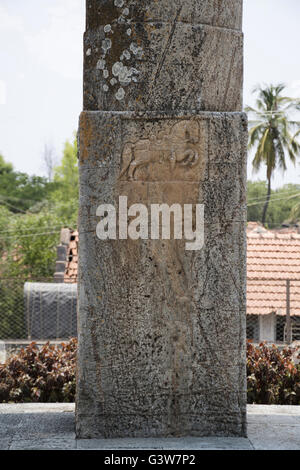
<box><xmin>86</xmin><ymin>1</ymin><xmax>243</xmax><ymax>31</ymax></box>
<box><xmin>0</xmin><ymin>439</ymin><xmax>11</xmax><ymax>450</ymax></box>
<box><xmin>54</xmin><ymin>260</ymin><xmax>67</xmax><ymax>273</ymax></box>
<box><xmin>78</xmin><ymin>0</ymin><xmax>247</xmax><ymax>440</ymax></box>
<box><xmin>60</xmin><ymin>228</ymin><xmax>71</xmax><ymax>246</ymax></box>
<box><xmin>56</xmin><ymin>245</ymin><xmax>67</xmax><ymax>261</ymax></box>
<box><xmin>83</xmin><ymin>23</ymin><xmax>243</xmax><ymax>112</ymax></box>
<box><xmin>76</xmin><ymin>111</ymin><xmax>247</xmax><ymax>438</ymax></box>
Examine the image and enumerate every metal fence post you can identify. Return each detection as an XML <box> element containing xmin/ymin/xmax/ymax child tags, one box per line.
<box><xmin>286</xmin><ymin>279</ymin><xmax>292</xmax><ymax>344</ymax></box>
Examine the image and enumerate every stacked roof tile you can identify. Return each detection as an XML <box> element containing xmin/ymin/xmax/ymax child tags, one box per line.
<box><xmin>64</xmin><ymin>230</ymin><xmax>79</xmax><ymax>283</ymax></box>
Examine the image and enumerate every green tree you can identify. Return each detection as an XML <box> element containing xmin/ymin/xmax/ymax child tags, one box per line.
<box><xmin>51</xmin><ymin>135</ymin><xmax>78</xmax><ymax>225</ymax></box>
<box><xmin>0</xmin><ymin>137</ymin><xmax>79</xmax><ymax>281</ymax></box>
<box><xmin>0</xmin><ymin>154</ymin><xmax>52</xmax><ymax>213</ymax></box>
<box><xmin>0</xmin><ymin>154</ymin><xmax>13</xmax><ymax>174</ymax></box>
<box><xmin>247</xmin><ymin>181</ymin><xmax>300</xmax><ymax>227</ymax></box>
<box><xmin>0</xmin><ymin>206</ymin><xmax>63</xmax><ymax>279</ymax></box>
<box><xmin>247</xmin><ymin>180</ymin><xmax>268</xmax><ymax>223</ymax></box>
<box><xmin>246</xmin><ymin>84</ymin><xmax>300</xmax><ymax>226</ymax></box>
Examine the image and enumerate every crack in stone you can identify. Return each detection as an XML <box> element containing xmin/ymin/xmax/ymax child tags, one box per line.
<box><xmin>151</xmin><ymin>7</ymin><xmax>183</xmax><ymax>90</ymax></box>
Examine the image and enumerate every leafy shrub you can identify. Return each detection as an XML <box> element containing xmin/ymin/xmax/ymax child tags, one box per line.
<box><xmin>1</xmin><ymin>339</ymin><xmax>300</xmax><ymax>405</ymax></box>
<box><xmin>247</xmin><ymin>341</ymin><xmax>300</xmax><ymax>405</ymax></box>
<box><xmin>0</xmin><ymin>338</ymin><xmax>77</xmax><ymax>403</ymax></box>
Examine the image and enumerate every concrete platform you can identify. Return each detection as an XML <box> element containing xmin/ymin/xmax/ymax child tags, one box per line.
<box><xmin>0</xmin><ymin>404</ymin><xmax>299</xmax><ymax>450</ymax></box>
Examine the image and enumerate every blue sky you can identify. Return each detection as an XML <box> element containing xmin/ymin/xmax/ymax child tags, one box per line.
<box><xmin>0</xmin><ymin>0</ymin><xmax>300</xmax><ymax>188</ymax></box>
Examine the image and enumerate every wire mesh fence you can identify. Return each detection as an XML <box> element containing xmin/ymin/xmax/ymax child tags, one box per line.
<box><xmin>246</xmin><ymin>277</ymin><xmax>300</xmax><ymax>344</ymax></box>
<box><xmin>1</xmin><ymin>276</ymin><xmax>300</xmax><ymax>343</ymax></box>
<box><xmin>0</xmin><ymin>278</ymin><xmax>77</xmax><ymax>340</ymax></box>
<box><xmin>246</xmin><ymin>315</ymin><xmax>260</xmax><ymax>342</ymax></box>
<box><xmin>277</xmin><ymin>315</ymin><xmax>300</xmax><ymax>342</ymax></box>
<box><xmin>246</xmin><ymin>315</ymin><xmax>300</xmax><ymax>343</ymax></box>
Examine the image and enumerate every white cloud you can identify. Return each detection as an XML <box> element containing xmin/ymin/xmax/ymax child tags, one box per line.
<box><xmin>0</xmin><ymin>80</ymin><xmax>7</xmax><ymax>105</ymax></box>
<box><xmin>287</xmin><ymin>80</ymin><xmax>300</xmax><ymax>99</ymax></box>
<box><xmin>0</xmin><ymin>5</ymin><xmax>23</xmax><ymax>33</ymax></box>
<box><xmin>25</xmin><ymin>0</ymin><xmax>85</xmax><ymax>80</ymax></box>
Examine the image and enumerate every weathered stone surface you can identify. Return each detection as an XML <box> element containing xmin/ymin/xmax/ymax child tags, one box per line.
<box><xmin>78</xmin><ymin>0</ymin><xmax>247</xmax><ymax>439</ymax></box>
<box><xmin>86</xmin><ymin>0</ymin><xmax>243</xmax><ymax>31</ymax></box>
<box><xmin>76</xmin><ymin>111</ymin><xmax>247</xmax><ymax>438</ymax></box>
<box><xmin>84</xmin><ymin>22</ymin><xmax>243</xmax><ymax>112</ymax></box>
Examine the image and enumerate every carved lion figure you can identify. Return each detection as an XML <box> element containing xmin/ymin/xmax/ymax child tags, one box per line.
<box><xmin>119</xmin><ymin>120</ymin><xmax>200</xmax><ymax>180</ymax></box>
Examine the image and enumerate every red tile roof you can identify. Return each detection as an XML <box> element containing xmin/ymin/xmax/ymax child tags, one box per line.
<box><xmin>63</xmin><ymin>224</ymin><xmax>300</xmax><ymax>316</ymax></box>
<box><xmin>247</xmin><ymin>223</ymin><xmax>300</xmax><ymax>316</ymax></box>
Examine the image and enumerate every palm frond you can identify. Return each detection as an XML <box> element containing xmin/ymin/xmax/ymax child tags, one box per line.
<box><xmin>248</xmin><ymin>123</ymin><xmax>263</xmax><ymax>149</ymax></box>
<box><xmin>246</xmin><ymin>83</ymin><xmax>300</xmax><ymax>181</ymax></box>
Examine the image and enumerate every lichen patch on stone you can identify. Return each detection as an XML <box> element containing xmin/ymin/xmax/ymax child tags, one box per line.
<box><xmin>104</xmin><ymin>24</ymin><xmax>112</xmax><ymax>33</ymax></box>
<box><xmin>115</xmin><ymin>87</ymin><xmax>125</xmax><ymax>100</ymax></box>
<box><xmin>94</xmin><ymin>0</ymin><xmax>144</xmax><ymax>101</ymax></box>
<box><xmin>96</xmin><ymin>59</ymin><xmax>106</xmax><ymax>70</ymax></box>
<box><xmin>114</xmin><ymin>0</ymin><xmax>124</xmax><ymax>7</ymax></box>
<box><xmin>102</xmin><ymin>38</ymin><xmax>112</xmax><ymax>53</ymax></box>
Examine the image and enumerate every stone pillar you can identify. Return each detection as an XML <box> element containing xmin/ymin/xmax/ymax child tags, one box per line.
<box><xmin>76</xmin><ymin>0</ymin><xmax>247</xmax><ymax>438</ymax></box>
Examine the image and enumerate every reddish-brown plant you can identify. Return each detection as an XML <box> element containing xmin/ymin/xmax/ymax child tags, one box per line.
<box><xmin>1</xmin><ymin>339</ymin><xmax>300</xmax><ymax>404</ymax></box>
<box><xmin>247</xmin><ymin>341</ymin><xmax>300</xmax><ymax>405</ymax></box>
<box><xmin>0</xmin><ymin>338</ymin><xmax>77</xmax><ymax>403</ymax></box>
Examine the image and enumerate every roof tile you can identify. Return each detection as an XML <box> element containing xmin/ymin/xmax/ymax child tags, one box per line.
<box><xmin>247</xmin><ymin>224</ymin><xmax>300</xmax><ymax>316</ymax></box>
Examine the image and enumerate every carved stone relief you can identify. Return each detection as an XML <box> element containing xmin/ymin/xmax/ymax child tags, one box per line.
<box><xmin>119</xmin><ymin>120</ymin><xmax>208</xmax><ymax>181</ymax></box>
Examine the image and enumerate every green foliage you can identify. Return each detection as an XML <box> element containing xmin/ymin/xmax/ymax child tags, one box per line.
<box><xmin>247</xmin><ymin>342</ymin><xmax>300</xmax><ymax>405</ymax></box>
<box><xmin>50</xmin><ymin>135</ymin><xmax>78</xmax><ymax>225</ymax></box>
<box><xmin>0</xmin><ymin>136</ymin><xmax>79</xmax><ymax>280</ymax></box>
<box><xmin>289</xmin><ymin>199</ymin><xmax>300</xmax><ymax>223</ymax></box>
<box><xmin>0</xmin><ymin>205</ymin><xmax>64</xmax><ymax>279</ymax></box>
<box><xmin>246</xmin><ymin>83</ymin><xmax>300</xmax><ymax>225</ymax></box>
<box><xmin>247</xmin><ymin>181</ymin><xmax>300</xmax><ymax>227</ymax></box>
<box><xmin>0</xmin><ymin>281</ymin><xmax>25</xmax><ymax>339</ymax></box>
<box><xmin>0</xmin><ymin>154</ymin><xmax>13</xmax><ymax>173</ymax></box>
<box><xmin>0</xmin><ymin>206</ymin><xmax>12</xmax><ymax>253</ymax></box>
<box><xmin>0</xmin><ymin>339</ymin><xmax>77</xmax><ymax>403</ymax></box>
<box><xmin>53</xmin><ymin>136</ymin><xmax>78</xmax><ymax>198</ymax></box>
<box><xmin>0</xmin><ymin>155</ymin><xmax>52</xmax><ymax>214</ymax></box>
<box><xmin>247</xmin><ymin>180</ymin><xmax>268</xmax><ymax>223</ymax></box>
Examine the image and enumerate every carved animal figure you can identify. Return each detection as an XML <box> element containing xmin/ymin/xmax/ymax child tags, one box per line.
<box><xmin>119</xmin><ymin>120</ymin><xmax>200</xmax><ymax>180</ymax></box>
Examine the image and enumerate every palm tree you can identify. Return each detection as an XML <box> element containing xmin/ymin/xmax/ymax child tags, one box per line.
<box><xmin>246</xmin><ymin>84</ymin><xmax>300</xmax><ymax>226</ymax></box>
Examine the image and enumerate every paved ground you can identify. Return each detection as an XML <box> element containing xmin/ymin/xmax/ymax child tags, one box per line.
<box><xmin>0</xmin><ymin>404</ymin><xmax>300</xmax><ymax>450</ymax></box>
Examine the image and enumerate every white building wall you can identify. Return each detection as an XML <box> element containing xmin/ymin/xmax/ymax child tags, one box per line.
<box><xmin>259</xmin><ymin>313</ymin><xmax>276</xmax><ymax>342</ymax></box>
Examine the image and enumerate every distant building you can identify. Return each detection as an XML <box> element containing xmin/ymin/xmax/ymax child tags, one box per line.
<box><xmin>247</xmin><ymin>223</ymin><xmax>300</xmax><ymax>343</ymax></box>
